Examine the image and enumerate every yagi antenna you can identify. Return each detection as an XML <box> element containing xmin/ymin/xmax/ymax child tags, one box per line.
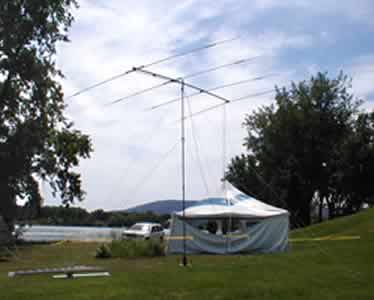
<box><xmin>148</xmin><ymin>73</ymin><xmax>277</xmax><ymax>111</ymax></box>
<box><xmin>108</xmin><ymin>67</ymin><xmax>231</xmax><ymax>106</ymax></box>
<box><xmin>66</xmin><ymin>36</ymin><xmax>239</xmax><ymax>100</ymax></box>
<box><xmin>119</xmin><ymin>67</ymin><xmax>231</xmax><ymax>267</ymax></box>
<box><xmin>105</xmin><ymin>56</ymin><xmax>258</xmax><ymax>106</ymax></box>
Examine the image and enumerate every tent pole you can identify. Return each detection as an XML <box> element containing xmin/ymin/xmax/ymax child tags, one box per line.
<box><xmin>181</xmin><ymin>80</ymin><xmax>187</xmax><ymax>266</ymax></box>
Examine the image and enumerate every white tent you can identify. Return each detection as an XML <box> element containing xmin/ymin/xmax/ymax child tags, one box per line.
<box><xmin>166</xmin><ymin>182</ymin><xmax>289</xmax><ymax>254</ymax></box>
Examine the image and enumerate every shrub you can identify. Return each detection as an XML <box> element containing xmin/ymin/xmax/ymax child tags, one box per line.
<box><xmin>0</xmin><ymin>246</ymin><xmax>13</xmax><ymax>262</ymax></box>
<box><xmin>108</xmin><ymin>239</ymin><xmax>165</xmax><ymax>258</ymax></box>
<box><xmin>95</xmin><ymin>244</ymin><xmax>112</xmax><ymax>259</ymax></box>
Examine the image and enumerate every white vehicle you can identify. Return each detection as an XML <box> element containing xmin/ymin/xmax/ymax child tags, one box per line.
<box><xmin>122</xmin><ymin>223</ymin><xmax>164</xmax><ymax>241</ymax></box>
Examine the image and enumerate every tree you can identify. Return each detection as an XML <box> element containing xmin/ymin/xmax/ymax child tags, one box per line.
<box><xmin>330</xmin><ymin>112</ymin><xmax>374</xmax><ymax>215</ymax></box>
<box><xmin>226</xmin><ymin>72</ymin><xmax>373</xmax><ymax>226</ymax></box>
<box><xmin>91</xmin><ymin>209</ymin><xmax>108</xmax><ymax>225</ymax></box>
<box><xmin>0</xmin><ymin>1</ymin><xmax>92</xmax><ymax>231</ymax></box>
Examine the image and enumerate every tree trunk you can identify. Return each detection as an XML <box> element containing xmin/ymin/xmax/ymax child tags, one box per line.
<box><xmin>327</xmin><ymin>200</ymin><xmax>335</xmax><ymax>219</ymax></box>
<box><xmin>0</xmin><ymin>182</ymin><xmax>17</xmax><ymax>232</ymax></box>
<box><xmin>318</xmin><ymin>196</ymin><xmax>323</xmax><ymax>223</ymax></box>
<box><xmin>300</xmin><ymin>202</ymin><xmax>311</xmax><ymax>226</ymax></box>
<box><xmin>0</xmin><ymin>216</ymin><xmax>13</xmax><ymax>246</ymax></box>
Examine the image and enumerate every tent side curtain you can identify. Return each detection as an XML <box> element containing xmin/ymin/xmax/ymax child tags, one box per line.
<box><xmin>167</xmin><ymin>182</ymin><xmax>289</xmax><ymax>254</ymax></box>
<box><xmin>166</xmin><ymin>214</ymin><xmax>289</xmax><ymax>254</ymax></box>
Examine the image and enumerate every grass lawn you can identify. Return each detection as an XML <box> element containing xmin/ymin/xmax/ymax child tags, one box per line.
<box><xmin>1</xmin><ymin>209</ymin><xmax>373</xmax><ymax>300</ymax></box>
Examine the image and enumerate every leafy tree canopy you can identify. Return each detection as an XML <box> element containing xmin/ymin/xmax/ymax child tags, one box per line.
<box><xmin>0</xmin><ymin>1</ymin><xmax>93</xmax><ymax>229</ymax></box>
<box><xmin>226</xmin><ymin>72</ymin><xmax>374</xmax><ymax>226</ymax></box>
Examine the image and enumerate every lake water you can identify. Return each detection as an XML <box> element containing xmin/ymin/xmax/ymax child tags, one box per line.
<box><xmin>17</xmin><ymin>225</ymin><xmax>125</xmax><ymax>242</ymax></box>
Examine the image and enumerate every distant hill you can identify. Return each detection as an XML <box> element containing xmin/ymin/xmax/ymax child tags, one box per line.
<box><xmin>123</xmin><ymin>198</ymin><xmax>225</xmax><ymax>215</ymax></box>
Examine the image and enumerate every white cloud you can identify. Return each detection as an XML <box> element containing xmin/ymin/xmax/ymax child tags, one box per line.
<box><xmin>253</xmin><ymin>0</ymin><xmax>374</xmax><ymax>28</ymax></box>
<box><xmin>347</xmin><ymin>55</ymin><xmax>374</xmax><ymax>112</ymax></box>
<box><xmin>50</xmin><ymin>0</ymin><xmax>372</xmax><ymax>211</ymax></box>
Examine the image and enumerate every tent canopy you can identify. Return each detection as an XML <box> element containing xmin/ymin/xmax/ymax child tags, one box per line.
<box><xmin>176</xmin><ymin>181</ymin><xmax>288</xmax><ymax>219</ymax></box>
<box><xmin>167</xmin><ymin>182</ymin><xmax>289</xmax><ymax>254</ymax></box>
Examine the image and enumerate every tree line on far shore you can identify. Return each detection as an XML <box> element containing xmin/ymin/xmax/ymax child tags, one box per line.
<box><xmin>16</xmin><ymin>206</ymin><xmax>170</xmax><ymax>228</ymax></box>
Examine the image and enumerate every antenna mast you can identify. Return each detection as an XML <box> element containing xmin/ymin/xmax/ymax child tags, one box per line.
<box><xmin>131</xmin><ymin>67</ymin><xmax>231</xmax><ymax>266</ymax></box>
<box><xmin>181</xmin><ymin>80</ymin><xmax>187</xmax><ymax>266</ymax></box>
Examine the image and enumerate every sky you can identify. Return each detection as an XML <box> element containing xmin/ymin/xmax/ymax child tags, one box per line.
<box><xmin>46</xmin><ymin>0</ymin><xmax>374</xmax><ymax>211</ymax></box>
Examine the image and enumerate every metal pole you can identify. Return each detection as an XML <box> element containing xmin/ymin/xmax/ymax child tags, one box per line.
<box><xmin>223</xmin><ymin>103</ymin><xmax>230</xmax><ymax>254</ymax></box>
<box><xmin>181</xmin><ymin>80</ymin><xmax>187</xmax><ymax>266</ymax></box>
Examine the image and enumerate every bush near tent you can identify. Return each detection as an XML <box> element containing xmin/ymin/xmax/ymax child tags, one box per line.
<box><xmin>96</xmin><ymin>244</ymin><xmax>112</xmax><ymax>259</ymax></box>
<box><xmin>100</xmin><ymin>239</ymin><xmax>165</xmax><ymax>258</ymax></box>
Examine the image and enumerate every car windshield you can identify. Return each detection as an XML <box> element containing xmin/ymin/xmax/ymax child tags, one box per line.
<box><xmin>130</xmin><ymin>224</ymin><xmax>146</xmax><ymax>231</ymax></box>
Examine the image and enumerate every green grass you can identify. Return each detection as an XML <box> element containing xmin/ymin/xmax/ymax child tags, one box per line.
<box><xmin>1</xmin><ymin>209</ymin><xmax>374</xmax><ymax>300</ymax></box>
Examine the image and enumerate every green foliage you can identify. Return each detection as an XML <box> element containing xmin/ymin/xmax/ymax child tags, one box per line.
<box><xmin>333</xmin><ymin>112</ymin><xmax>374</xmax><ymax>212</ymax></box>
<box><xmin>0</xmin><ymin>1</ymin><xmax>93</xmax><ymax>229</ymax></box>
<box><xmin>109</xmin><ymin>239</ymin><xmax>165</xmax><ymax>258</ymax></box>
<box><xmin>95</xmin><ymin>244</ymin><xmax>112</xmax><ymax>259</ymax></box>
<box><xmin>16</xmin><ymin>205</ymin><xmax>170</xmax><ymax>227</ymax></box>
<box><xmin>36</xmin><ymin>206</ymin><xmax>91</xmax><ymax>225</ymax></box>
<box><xmin>1</xmin><ymin>210</ymin><xmax>374</xmax><ymax>299</ymax></box>
<box><xmin>0</xmin><ymin>247</ymin><xmax>11</xmax><ymax>262</ymax></box>
<box><xmin>291</xmin><ymin>207</ymin><xmax>374</xmax><ymax>239</ymax></box>
<box><xmin>226</xmin><ymin>72</ymin><xmax>374</xmax><ymax>226</ymax></box>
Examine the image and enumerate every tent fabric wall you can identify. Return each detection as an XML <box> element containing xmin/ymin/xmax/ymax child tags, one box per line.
<box><xmin>166</xmin><ymin>182</ymin><xmax>289</xmax><ymax>255</ymax></box>
<box><xmin>166</xmin><ymin>214</ymin><xmax>289</xmax><ymax>254</ymax></box>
